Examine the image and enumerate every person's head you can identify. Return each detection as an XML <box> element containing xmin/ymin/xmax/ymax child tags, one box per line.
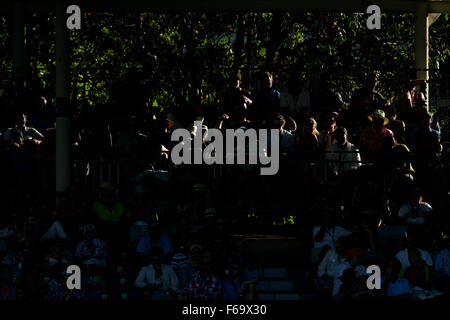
<box><xmin>304</xmin><ymin>117</ymin><xmax>318</xmax><ymax>135</ymax></box>
<box><xmin>368</xmin><ymin>109</ymin><xmax>388</xmax><ymax>130</ymax></box>
<box><xmin>409</xmin><ymin>188</ymin><xmax>423</xmax><ymax>206</ymax></box>
<box><xmin>15</xmin><ymin>113</ymin><xmax>27</xmax><ymax>129</ymax></box>
<box><xmin>200</xmin><ymin>250</ymin><xmax>214</xmax><ymax>273</ymax></box>
<box><xmin>408</xmin><ymin>248</ymin><xmax>423</xmax><ymax>267</ymax></box>
<box><xmin>387</xmin><ymin>258</ymin><xmax>402</xmax><ymax>279</ymax></box>
<box><xmin>260</xmin><ymin>72</ymin><xmax>273</xmax><ymax>89</ymax></box>
<box><xmin>83</xmin><ymin>224</ymin><xmax>97</xmax><ymax>241</ymax></box>
<box><xmin>384</xmin><ymin>105</ymin><xmax>397</xmax><ymax>120</ymax></box>
<box><xmin>406</xmin><ymin>236</ymin><xmax>417</xmax><ymax>250</ymax></box>
<box><xmin>272</xmin><ymin>113</ymin><xmax>285</xmax><ymax>130</ymax></box>
<box><xmin>149</xmin><ymin>247</ymin><xmax>163</xmax><ymax>267</ymax></box>
<box><xmin>421</xmin><ymin>112</ymin><xmax>433</xmax><ymax>129</ymax></box>
<box><xmin>284</xmin><ymin>115</ymin><xmax>297</xmax><ymax>132</ymax></box>
<box><xmin>10</xmin><ymin>129</ymin><xmax>24</xmax><ymax>145</ymax></box>
<box><xmin>346</xmin><ymin>248</ymin><xmax>363</xmax><ymax>267</ymax></box>
<box><xmin>334</xmin><ymin>127</ymin><xmax>348</xmax><ymax>146</ymax></box>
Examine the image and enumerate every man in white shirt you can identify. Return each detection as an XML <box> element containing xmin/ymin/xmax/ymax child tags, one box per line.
<box><xmin>135</xmin><ymin>248</ymin><xmax>179</xmax><ymax>300</ymax></box>
<box><xmin>280</xmin><ymin>71</ymin><xmax>310</xmax><ymax>119</ymax></box>
<box><xmin>395</xmin><ymin>237</ymin><xmax>433</xmax><ymax>269</ymax></box>
<box><xmin>325</xmin><ymin>127</ymin><xmax>361</xmax><ymax>176</ymax></box>
<box><xmin>317</xmin><ymin>239</ymin><xmax>348</xmax><ymax>292</ymax></box>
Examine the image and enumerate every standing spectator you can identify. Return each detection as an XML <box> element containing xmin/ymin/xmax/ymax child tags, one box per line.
<box><xmin>359</xmin><ymin>109</ymin><xmax>394</xmax><ymax>161</ymax></box>
<box><xmin>318</xmin><ymin>117</ymin><xmax>337</xmax><ymax>151</ymax></box>
<box><xmin>249</xmin><ymin>72</ymin><xmax>280</xmax><ymax>126</ymax></box>
<box><xmin>385</xmin><ymin>105</ymin><xmax>406</xmax><ymax>144</ymax></box>
<box><xmin>396</xmin><ymin>80</ymin><xmax>416</xmax><ymax>121</ymax></box>
<box><xmin>280</xmin><ymin>71</ymin><xmax>310</xmax><ymax>120</ymax></box>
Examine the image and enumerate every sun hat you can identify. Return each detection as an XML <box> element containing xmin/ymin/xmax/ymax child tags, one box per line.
<box><xmin>368</xmin><ymin>109</ymin><xmax>389</xmax><ymax>125</ymax></box>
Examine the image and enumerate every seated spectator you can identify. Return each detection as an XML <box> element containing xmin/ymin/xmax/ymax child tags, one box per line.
<box><xmin>93</xmin><ymin>182</ymin><xmax>126</xmax><ymax>224</ymax></box>
<box><xmin>171</xmin><ymin>243</ymin><xmax>194</xmax><ymax>290</ymax></box>
<box><xmin>332</xmin><ymin>248</ymin><xmax>366</xmax><ymax>296</ymax></box>
<box><xmin>395</xmin><ymin>236</ymin><xmax>433</xmax><ymax>269</ymax></box>
<box><xmin>280</xmin><ymin>70</ymin><xmax>310</xmax><ymax>120</ymax></box>
<box><xmin>74</xmin><ymin>224</ymin><xmax>107</xmax><ymax>269</ymax></box>
<box><xmin>434</xmin><ymin>238</ymin><xmax>450</xmax><ymax>293</ymax></box>
<box><xmin>187</xmin><ymin>250</ymin><xmax>222</xmax><ymax>301</ymax></box>
<box><xmin>0</xmin><ymin>265</ymin><xmax>17</xmax><ymax>301</ymax></box>
<box><xmin>313</xmin><ymin>208</ymin><xmax>352</xmax><ymax>250</ymax></box>
<box><xmin>381</xmin><ymin>258</ymin><xmax>410</xmax><ymax>299</ymax></box>
<box><xmin>136</xmin><ymin>212</ymin><xmax>173</xmax><ymax>265</ymax></box>
<box><xmin>43</xmin><ymin>240</ymin><xmax>72</xmax><ymax>270</ymax></box>
<box><xmin>397</xmin><ymin>188</ymin><xmax>432</xmax><ymax>226</ymax></box>
<box><xmin>318</xmin><ymin>117</ymin><xmax>337</xmax><ymax>151</ymax></box>
<box><xmin>295</xmin><ymin>117</ymin><xmax>319</xmax><ymax>152</ymax></box>
<box><xmin>385</xmin><ymin>105</ymin><xmax>405</xmax><ymax>144</ymax></box>
<box><xmin>401</xmin><ymin>248</ymin><xmax>433</xmax><ymax>290</ymax></box>
<box><xmin>222</xmin><ymin>257</ymin><xmax>257</xmax><ymax>300</ymax></box>
<box><xmin>312</xmin><ymin>208</ymin><xmax>352</xmax><ymax>267</ymax></box>
<box><xmin>317</xmin><ymin>238</ymin><xmax>348</xmax><ymax>292</ymax></box>
<box><xmin>135</xmin><ymin>247</ymin><xmax>180</xmax><ymax>300</ymax></box>
<box><xmin>359</xmin><ymin>109</ymin><xmax>394</xmax><ymax>161</ymax></box>
<box><xmin>46</xmin><ymin>268</ymin><xmax>87</xmax><ymax>301</ymax></box>
<box><xmin>3</xmin><ymin>113</ymin><xmax>44</xmax><ymax>144</ymax></box>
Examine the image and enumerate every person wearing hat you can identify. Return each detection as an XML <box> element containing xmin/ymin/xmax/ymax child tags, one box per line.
<box><xmin>359</xmin><ymin>109</ymin><xmax>394</xmax><ymax>161</ymax></box>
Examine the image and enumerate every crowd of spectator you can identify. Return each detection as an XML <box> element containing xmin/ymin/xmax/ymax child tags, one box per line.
<box><xmin>0</xmin><ymin>69</ymin><xmax>448</xmax><ymax>301</ymax></box>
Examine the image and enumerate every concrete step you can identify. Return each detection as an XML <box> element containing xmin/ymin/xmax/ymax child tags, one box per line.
<box><xmin>256</xmin><ymin>280</ymin><xmax>294</xmax><ymax>292</ymax></box>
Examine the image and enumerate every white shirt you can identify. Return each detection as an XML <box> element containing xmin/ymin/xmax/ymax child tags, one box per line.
<box><xmin>317</xmin><ymin>248</ymin><xmax>346</xmax><ymax>278</ymax></box>
<box><xmin>313</xmin><ymin>226</ymin><xmax>352</xmax><ymax>249</ymax></box>
<box><xmin>280</xmin><ymin>87</ymin><xmax>310</xmax><ymax>115</ymax></box>
<box><xmin>135</xmin><ymin>264</ymin><xmax>179</xmax><ymax>292</ymax></box>
<box><xmin>325</xmin><ymin>142</ymin><xmax>361</xmax><ymax>176</ymax></box>
<box><xmin>398</xmin><ymin>203</ymin><xmax>432</xmax><ymax>225</ymax></box>
<box><xmin>395</xmin><ymin>248</ymin><xmax>433</xmax><ymax>269</ymax></box>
